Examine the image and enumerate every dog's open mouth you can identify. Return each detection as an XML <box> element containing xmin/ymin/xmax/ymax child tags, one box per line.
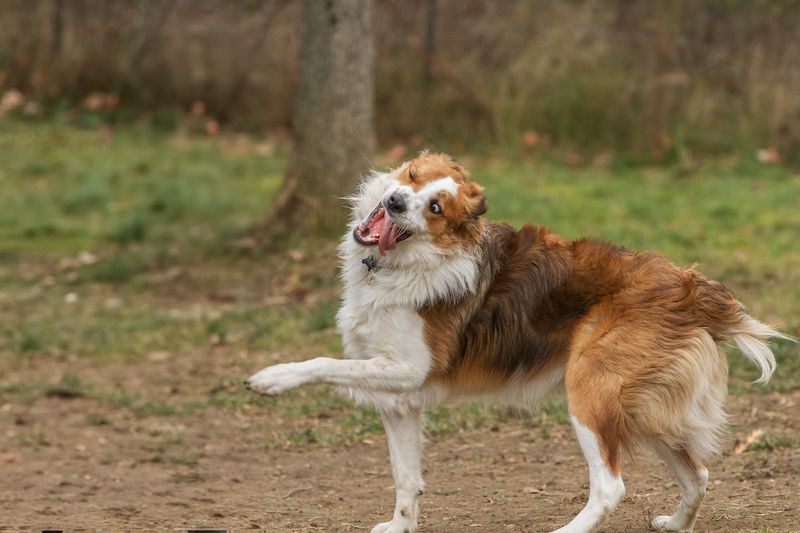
<box><xmin>353</xmin><ymin>204</ymin><xmax>412</xmax><ymax>255</ymax></box>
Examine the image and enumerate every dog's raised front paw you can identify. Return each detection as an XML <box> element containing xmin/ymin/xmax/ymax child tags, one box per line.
<box><xmin>247</xmin><ymin>363</ymin><xmax>307</xmax><ymax>395</ymax></box>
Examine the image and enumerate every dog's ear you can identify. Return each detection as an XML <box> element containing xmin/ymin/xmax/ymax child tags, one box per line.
<box><xmin>473</xmin><ymin>194</ymin><xmax>488</xmax><ymax>217</ymax></box>
<box><xmin>465</xmin><ymin>182</ymin><xmax>488</xmax><ymax>218</ymax></box>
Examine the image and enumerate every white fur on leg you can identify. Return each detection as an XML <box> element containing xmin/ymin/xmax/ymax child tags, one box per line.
<box><xmin>247</xmin><ymin>361</ymin><xmax>314</xmax><ymax>395</ymax></box>
<box><xmin>552</xmin><ymin>417</ymin><xmax>625</xmax><ymax>533</ymax></box>
<box><xmin>651</xmin><ymin>446</ymin><xmax>708</xmax><ymax>532</ymax></box>
<box><xmin>247</xmin><ymin>354</ymin><xmax>429</xmax><ymax>396</ymax></box>
<box><xmin>248</xmin><ymin>301</ymin><xmax>436</xmax><ymax>398</ymax></box>
<box><xmin>371</xmin><ymin>406</ymin><xmax>425</xmax><ymax>533</ymax></box>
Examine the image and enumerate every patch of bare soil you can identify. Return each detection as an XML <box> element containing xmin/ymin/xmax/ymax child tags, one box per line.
<box><xmin>1</xmin><ymin>361</ymin><xmax>799</xmax><ymax>532</ymax></box>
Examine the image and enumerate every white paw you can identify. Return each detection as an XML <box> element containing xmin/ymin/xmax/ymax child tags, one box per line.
<box><xmin>370</xmin><ymin>519</ymin><xmax>414</xmax><ymax>533</ymax></box>
<box><xmin>651</xmin><ymin>515</ymin><xmax>691</xmax><ymax>532</ymax></box>
<box><xmin>247</xmin><ymin>363</ymin><xmax>307</xmax><ymax>395</ymax></box>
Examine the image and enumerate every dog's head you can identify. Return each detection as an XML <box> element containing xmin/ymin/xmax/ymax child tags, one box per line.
<box><xmin>352</xmin><ymin>151</ymin><xmax>487</xmax><ymax>256</ymax></box>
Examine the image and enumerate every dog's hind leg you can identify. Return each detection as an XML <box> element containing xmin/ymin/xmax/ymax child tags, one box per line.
<box><xmin>371</xmin><ymin>405</ymin><xmax>425</xmax><ymax>533</ymax></box>
<box><xmin>552</xmin><ymin>415</ymin><xmax>626</xmax><ymax>533</ymax></box>
<box><xmin>650</xmin><ymin>446</ymin><xmax>708</xmax><ymax>532</ymax></box>
<box><xmin>648</xmin><ymin>337</ymin><xmax>727</xmax><ymax>532</ymax></box>
<box><xmin>553</xmin><ymin>356</ymin><xmax>626</xmax><ymax>533</ymax></box>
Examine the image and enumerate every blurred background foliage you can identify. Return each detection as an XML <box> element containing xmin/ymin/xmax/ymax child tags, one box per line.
<box><xmin>2</xmin><ymin>0</ymin><xmax>799</xmax><ymax>163</ymax></box>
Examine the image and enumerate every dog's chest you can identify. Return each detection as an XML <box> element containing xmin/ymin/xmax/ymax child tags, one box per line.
<box><xmin>337</xmin><ymin>280</ymin><xmax>428</xmax><ymax>361</ymax></box>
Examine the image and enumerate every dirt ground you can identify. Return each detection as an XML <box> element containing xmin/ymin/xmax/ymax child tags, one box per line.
<box><xmin>1</xmin><ymin>358</ymin><xmax>799</xmax><ymax>533</ymax></box>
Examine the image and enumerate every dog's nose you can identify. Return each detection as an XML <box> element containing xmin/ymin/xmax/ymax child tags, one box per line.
<box><xmin>385</xmin><ymin>193</ymin><xmax>406</xmax><ymax>214</ymax></box>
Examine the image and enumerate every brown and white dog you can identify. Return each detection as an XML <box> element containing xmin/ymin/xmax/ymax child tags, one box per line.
<box><xmin>247</xmin><ymin>152</ymin><xmax>791</xmax><ymax>533</ymax></box>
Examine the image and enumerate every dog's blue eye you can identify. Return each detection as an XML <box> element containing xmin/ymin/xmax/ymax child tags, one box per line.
<box><xmin>430</xmin><ymin>201</ymin><xmax>441</xmax><ymax>214</ymax></box>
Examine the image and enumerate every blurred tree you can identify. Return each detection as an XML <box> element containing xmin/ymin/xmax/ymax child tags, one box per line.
<box><xmin>51</xmin><ymin>0</ymin><xmax>63</xmax><ymax>58</ymax></box>
<box><xmin>267</xmin><ymin>0</ymin><xmax>374</xmax><ymax>235</ymax></box>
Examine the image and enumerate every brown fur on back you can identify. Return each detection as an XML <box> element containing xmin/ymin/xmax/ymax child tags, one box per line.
<box><xmin>421</xmin><ymin>224</ymin><xmax>627</xmax><ymax>390</ymax></box>
<box><xmin>421</xmin><ymin>223</ymin><xmax>741</xmax><ymax>401</ymax></box>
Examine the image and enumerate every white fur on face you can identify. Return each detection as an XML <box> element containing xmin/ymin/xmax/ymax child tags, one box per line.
<box><xmin>383</xmin><ymin>176</ymin><xmax>460</xmax><ymax>234</ymax></box>
<box><xmin>341</xmin><ymin>170</ymin><xmax>481</xmax><ymax>308</ymax></box>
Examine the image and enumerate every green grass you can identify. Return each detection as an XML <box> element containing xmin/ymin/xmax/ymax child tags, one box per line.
<box><xmin>43</xmin><ymin>372</ymin><xmax>93</xmax><ymax>398</ymax></box>
<box><xmin>747</xmin><ymin>431</ymin><xmax>800</xmax><ymax>452</ymax></box>
<box><xmin>0</xmin><ymin>120</ymin><xmax>285</xmax><ymax>255</ymax></box>
<box><xmin>1</xmin><ymin>119</ymin><xmax>798</xmax><ymax>446</ymax></box>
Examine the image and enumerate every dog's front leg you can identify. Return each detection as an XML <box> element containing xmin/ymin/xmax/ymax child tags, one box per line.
<box><xmin>247</xmin><ymin>356</ymin><xmax>426</xmax><ymax>395</ymax></box>
<box><xmin>371</xmin><ymin>406</ymin><xmax>425</xmax><ymax>533</ymax></box>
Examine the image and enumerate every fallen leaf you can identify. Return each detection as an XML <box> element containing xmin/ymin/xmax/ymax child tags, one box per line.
<box><xmin>732</xmin><ymin>428</ymin><xmax>764</xmax><ymax>454</ymax></box>
<box><xmin>756</xmin><ymin>148</ymin><xmax>780</xmax><ymax>164</ymax></box>
<box><xmin>205</xmin><ymin>119</ymin><xmax>220</xmax><ymax>136</ymax></box>
<box><xmin>288</xmin><ymin>249</ymin><xmax>305</xmax><ymax>262</ymax></box>
<box><xmin>522</xmin><ymin>131</ymin><xmax>540</xmax><ymax>147</ymax></box>
<box><xmin>191</xmin><ymin>100</ymin><xmax>206</xmax><ymax>116</ymax></box>
<box><xmin>0</xmin><ymin>89</ymin><xmax>24</xmax><ymax>115</ymax></box>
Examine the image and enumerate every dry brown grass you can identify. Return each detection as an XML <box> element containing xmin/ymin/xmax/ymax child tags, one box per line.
<box><xmin>2</xmin><ymin>0</ymin><xmax>799</xmax><ymax>160</ymax></box>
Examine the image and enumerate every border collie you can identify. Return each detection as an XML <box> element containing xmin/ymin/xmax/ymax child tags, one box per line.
<box><xmin>248</xmin><ymin>151</ymin><xmax>790</xmax><ymax>533</ymax></box>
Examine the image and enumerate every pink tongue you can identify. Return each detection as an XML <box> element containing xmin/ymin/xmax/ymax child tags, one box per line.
<box><xmin>378</xmin><ymin>217</ymin><xmax>396</xmax><ymax>256</ymax></box>
<box><xmin>388</xmin><ymin>223</ymin><xmax>400</xmax><ymax>249</ymax></box>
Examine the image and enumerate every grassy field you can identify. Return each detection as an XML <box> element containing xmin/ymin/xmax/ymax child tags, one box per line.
<box><xmin>1</xmin><ymin>119</ymin><xmax>798</xmax><ymax>449</ymax></box>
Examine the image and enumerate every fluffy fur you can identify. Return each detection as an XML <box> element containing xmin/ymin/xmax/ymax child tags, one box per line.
<box><xmin>248</xmin><ymin>152</ymin><xmax>792</xmax><ymax>533</ymax></box>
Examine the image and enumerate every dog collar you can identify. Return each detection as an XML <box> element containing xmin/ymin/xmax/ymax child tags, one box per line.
<box><xmin>361</xmin><ymin>255</ymin><xmax>378</xmax><ymax>272</ymax></box>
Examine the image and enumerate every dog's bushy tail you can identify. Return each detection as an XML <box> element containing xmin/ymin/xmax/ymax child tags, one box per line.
<box><xmin>690</xmin><ymin>272</ymin><xmax>795</xmax><ymax>384</ymax></box>
<box><xmin>727</xmin><ymin>315</ymin><xmax>793</xmax><ymax>384</ymax></box>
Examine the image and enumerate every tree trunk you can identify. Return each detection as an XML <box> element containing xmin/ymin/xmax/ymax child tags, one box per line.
<box><xmin>267</xmin><ymin>0</ymin><xmax>374</xmax><ymax>236</ymax></box>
